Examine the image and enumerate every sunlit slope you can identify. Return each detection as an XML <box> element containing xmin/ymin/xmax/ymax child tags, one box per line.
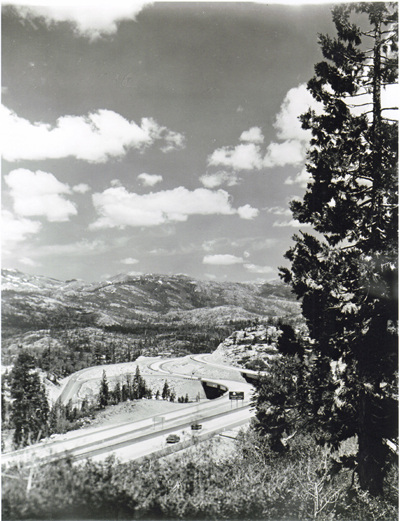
<box><xmin>2</xmin><ymin>269</ymin><xmax>300</xmax><ymax>330</ymax></box>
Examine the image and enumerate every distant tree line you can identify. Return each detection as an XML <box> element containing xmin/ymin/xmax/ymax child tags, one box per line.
<box><xmin>3</xmin><ymin>319</ymin><xmax>275</xmax><ymax>379</ymax></box>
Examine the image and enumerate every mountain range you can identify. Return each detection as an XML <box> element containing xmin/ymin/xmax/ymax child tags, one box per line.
<box><xmin>2</xmin><ymin>269</ymin><xmax>301</xmax><ymax>332</ymax></box>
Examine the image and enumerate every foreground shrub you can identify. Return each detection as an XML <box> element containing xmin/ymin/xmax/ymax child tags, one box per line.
<box><xmin>2</xmin><ymin>434</ymin><xmax>398</xmax><ymax>520</ymax></box>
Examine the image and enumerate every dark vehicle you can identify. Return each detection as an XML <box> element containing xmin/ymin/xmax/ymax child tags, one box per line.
<box><xmin>191</xmin><ymin>423</ymin><xmax>202</xmax><ymax>431</ymax></box>
<box><xmin>166</xmin><ymin>434</ymin><xmax>180</xmax><ymax>443</ymax></box>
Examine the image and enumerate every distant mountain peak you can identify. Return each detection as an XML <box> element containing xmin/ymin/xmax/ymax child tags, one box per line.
<box><xmin>2</xmin><ymin>268</ymin><xmax>300</xmax><ymax>332</ymax></box>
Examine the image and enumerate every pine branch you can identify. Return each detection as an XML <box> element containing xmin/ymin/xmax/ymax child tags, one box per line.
<box><xmin>346</xmin><ymin>101</ymin><xmax>373</xmax><ymax>108</ymax></box>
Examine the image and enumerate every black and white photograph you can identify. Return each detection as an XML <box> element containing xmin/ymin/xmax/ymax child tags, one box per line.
<box><xmin>1</xmin><ymin>0</ymin><xmax>398</xmax><ymax>519</ymax></box>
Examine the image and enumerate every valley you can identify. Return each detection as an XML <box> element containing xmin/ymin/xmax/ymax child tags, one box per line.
<box><xmin>1</xmin><ymin>269</ymin><xmax>302</xmax><ymax>377</ymax></box>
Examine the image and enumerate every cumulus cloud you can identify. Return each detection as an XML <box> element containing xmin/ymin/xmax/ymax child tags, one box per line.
<box><xmin>4</xmin><ymin>169</ymin><xmax>77</xmax><ymax>222</ymax></box>
<box><xmin>1</xmin><ymin>210</ymin><xmax>42</xmax><ymax>246</ymax></box>
<box><xmin>237</xmin><ymin>204</ymin><xmax>259</xmax><ymax>220</ymax></box>
<box><xmin>244</xmin><ymin>263</ymin><xmax>275</xmax><ymax>274</ymax></box>
<box><xmin>160</xmin><ymin>131</ymin><xmax>186</xmax><ymax>153</ymax></box>
<box><xmin>9</xmin><ymin>1</ymin><xmax>153</xmax><ymax>40</ymax></box>
<box><xmin>263</xmin><ymin>139</ymin><xmax>307</xmax><ymax>167</ymax></box>
<box><xmin>138</xmin><ymin>173</ymin><xmax>163</xmax><ymax>187</ymax></box>
<box><xmin>120</xmin><ymin>257</ymin><xmax>139</xmax><ymax>265</ymax></box>
<box><xmin>199</xmin><ymin>171</ymin><xmax>239</xmax><ymax>189</ymax></box>
<box><xmin>273</xmin><ymin>218</ymin><xmax>310</xmax><ymax>228</ymax></box>
<box><xmin>208</xmin><ymin>143</ymin><xmax>263</xmax><ymax>171</ymax></box>
<box><xmin>266</xmin><ymin>205</ymin><xmax>292</xmax><ymax>217</ymax></box>
<box><xmin>285</xmin><ymin>167</ymin><xmax>311</xmax><ymax>188</ymax></box>
<box><xmin>90</xmin><ymin>185</ymin><xmax>256</xmax><ymax>229</ymax></box>
<box><xmin>203</xmin><ymin>254</ymin><xmax>244</xmax><ymax>266</ymax></box>
<box><xmin>208</xmin><ymin>83</ymin><xmax>320</xmax><ymax>172</ymax></box>
<box><xmin>240</xmin><ymin>127</ymin><xmax>264</xmax><ymax>144</ymax></box>
<box><xmin>2</xmin><ymin>105</ymin><xmax>185</xmax><ymax>163</ymax></box>
<box><xmin>73</xmin><ymin>183</ymin><xmax>91</xmax><ymax>194</ymax></box>
<box><xmin>260</xmin><ymin>84</ymin><xmax>321</xmax><ymax>168</ymax></box>
<box><xmin>273</xmin><ymin>84</ymin><xmax>316</xmax><ymax>142</ymax></box>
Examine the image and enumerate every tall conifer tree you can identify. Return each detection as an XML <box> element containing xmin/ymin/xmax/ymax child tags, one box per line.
<box><xmin>279</xmin><ymin>3</ymin><xmax>398</xmax><ymax>496</ymax></box>
<box><xmin>98</xmin><ymin>370</ymin><xmax>109</xmax><ymax>409</ymax></box>
<box><xmin>10</xmin><ymin>352</ymin><xmax>49</xmax><ymax>447</ymax></box>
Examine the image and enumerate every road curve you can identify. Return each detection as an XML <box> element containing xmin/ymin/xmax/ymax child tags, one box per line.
<box><xmin>2</xmin><ymin>355</ymin><xmax>256</xmax><ymax>467</ymax></box>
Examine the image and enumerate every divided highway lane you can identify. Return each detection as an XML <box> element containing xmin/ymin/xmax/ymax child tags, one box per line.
<box><xmin>61</xmin><ymin>404</ymin><xmax>254</xmax><ymax>464</ymax></box>
<box><xmin>191</xmin><ymin>354</ymin><xmax>269</xmax><ymax>379</ymax></box>
<box><xmin>2</xmin><ymin>356</ymin><xmax>256</xmax><ymax>467</ymax></box>
<box><xmin>2</xmin><ymin>390</ymin><xmax>252</xmax><ymax>468</ymax></box>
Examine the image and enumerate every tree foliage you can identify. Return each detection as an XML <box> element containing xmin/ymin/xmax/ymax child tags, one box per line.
<box><xmin>2</xmin><ymin>435</ymin><xmax>398</xmax><ymax>520</ymax></box>
<box><xmin>98</xmin><ymin>370</ymin><xmax>109</xmax><ymax>409</ymax></box>
<box><xmin>9</xmin><ymin>352</ymin><xmax>49</xmax><ymax>448</ymax></box>
<box><xmin>277</xmin><ymin>2</ymin><xmax>398</xmax><ymax>496</ymax></box>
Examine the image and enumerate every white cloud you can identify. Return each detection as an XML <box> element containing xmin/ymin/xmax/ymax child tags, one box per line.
<box><xmin>120</xmin><ymin>257</ymin><xmax>139</xmax><ymax>265</ymax></box>
<box><xmin>203</xmin><ymin>254</ymin><xmax>244</xmax><ymax>266</ymax></box>
<box><xmin>1</xmin><ymin>210</ymin><xmax>42</xmax><ymax>246</ymax></box>
<box><xmin>237</xmin><ymin>204</ymin><xmax>259</xmax><ymax>220</ymax></box>
<box><xmin>285</xmin><ymin>167</ymin><xmax>311</xmax><ymax>187</ymax></box>
<box><xmin>138</xmin><ymin>173</ymin><xmax>163</xmax><ymax>187</ymax></box>
<box><xmin>2</xmin><ymin>105</ymin><xmax>185</xmax><ymax>163</ymax></box>
<box><xmin>207</xmin><ymin>83</ymin><xmax>321</xmax><ymax>172</ymax></box>
<box><xmin>208</xmin><ymin>143</ymin><xmax>263</xmax><ymax>171</ymax></box>
<box><xmin>199</xmin><ymin>171</ymin><xmax>239</xmax><ymax>189</ymax></box>
<box><xmin>10</xmin><ymin>2</ymin><xmax>153</xmax><ymax>40</ymax></box>
<box><xmin>4</xmin><ymin>169</ymin><xmax>77</xmax><ymax>222</ymax></box>
<box><xmin>263</xmin><ymin>140</ymin><xmax>307</xmax><ymax>167</ymax></box>
<box><xmin>73</xmin><ymin>183</ymin><xmax>91</xmax><ymax>194</ymax></box>
<box><xmin>273</xmin><ymin>218</ymin><xmax>310</xmax><ymax>227</ymax></box>
<box><xmin>240</xmin><ymin>127</ymin><xmax>264</xmax><ymax>144</ymax></box>
<box><xmin>90</xmin><ymin>186</ymin><xmax>243</xmax><ymax>229</ymax></box>
<box><xmin>244</xmin><ymin>263</ymin><xmax>275</xmax><ymax>274</ymax></box>
<box><xmin>261</xmin><ymin>84</ymin><xmax>322</xmax><ymax>167</ymax></box>
<box><xmin>160</xmin><ymin>131</ymin><xmax>186</xmax><ymax>153</ymax></box>
<box><xmin>273</xmin><ymin>84</ymin><xmax>316</xmax><ymax>142</ymax></box>
<box><xmin>266</xmin><ymin>206</ymin><xmax>292</xmax><ymax>216</ymax></box>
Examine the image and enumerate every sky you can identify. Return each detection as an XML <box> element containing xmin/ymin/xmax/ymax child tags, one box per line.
<box><xmin>0</xmin><ymin>0</ymin><xmax>377</xmax><ymax>283</ymax></box>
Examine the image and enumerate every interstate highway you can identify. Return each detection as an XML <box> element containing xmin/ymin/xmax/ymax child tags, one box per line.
<box><xmin>2</xmin><ymin>357</ymin><xmax>254</xmax><ymax>467</ymax></box>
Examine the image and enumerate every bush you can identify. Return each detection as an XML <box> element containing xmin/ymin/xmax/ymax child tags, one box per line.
<box><xmin>2</xmin><ymin>433</ymin><xmax>398</xmax><ymax>520</ymax></box>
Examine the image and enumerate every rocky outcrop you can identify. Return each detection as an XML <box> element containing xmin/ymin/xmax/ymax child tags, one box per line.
<box><xmin>209</xmin><ymin>324</ymin><xmax>280</xmax><ymax>369</ymax></box>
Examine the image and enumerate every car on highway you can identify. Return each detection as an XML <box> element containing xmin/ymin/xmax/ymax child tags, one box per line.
<box><xmin>191</xmin><ymin>423</ymin><xmax>202</xmax><ymax>430</ymax></box>
<box><xmin>166</xmin><ymin>434</ymin><xmax>180</xmax><ymax>444</ymax></box>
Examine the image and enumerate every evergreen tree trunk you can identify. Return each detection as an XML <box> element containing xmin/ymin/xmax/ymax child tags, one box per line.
<box><xmin>357</xmin><ymin>391</ymin><xmax>385</xmax><ymax>496</ymax></box>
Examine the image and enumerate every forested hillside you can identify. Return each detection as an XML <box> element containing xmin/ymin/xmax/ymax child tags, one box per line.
<box><xmin>1</xmin><ymin>269</ymin><xmax>301</xmax><ymax>377</ymax></box>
